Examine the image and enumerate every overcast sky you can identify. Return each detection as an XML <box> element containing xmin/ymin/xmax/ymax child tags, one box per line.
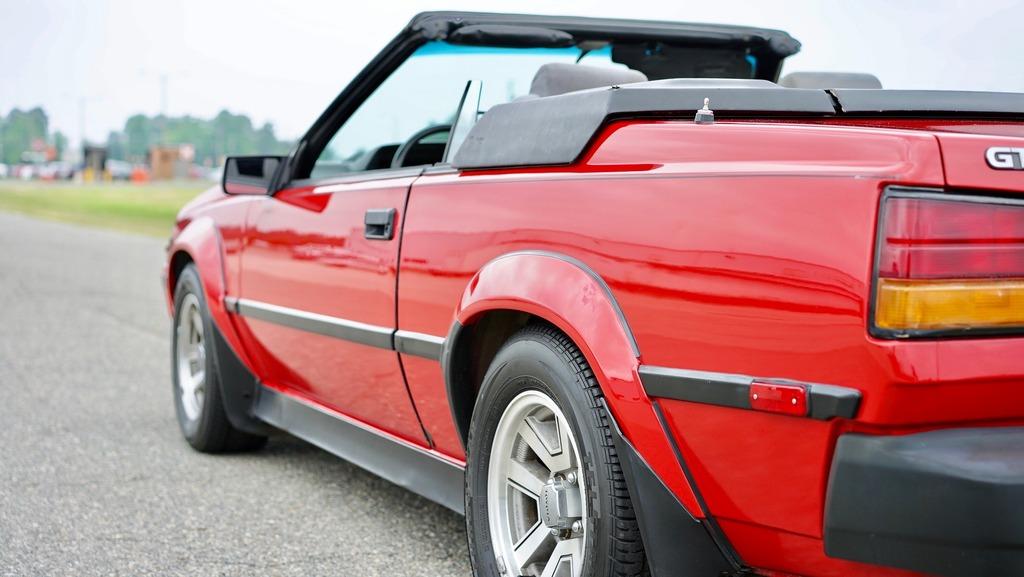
<box><xmin>3</xmin><ymin>0</ymin><xmax>1022</xmax><ymax>145</ymax></box>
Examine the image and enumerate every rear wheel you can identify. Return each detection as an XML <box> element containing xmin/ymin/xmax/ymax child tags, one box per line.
<box><xmin>466</xmin><ymin>324</ymin><xmax>647</xmax><ymax>577</ymax></box>
<box><xmin>171</xmin><ymin>264</ymin><xmax>266</xmax><ymax>452</ymax></box>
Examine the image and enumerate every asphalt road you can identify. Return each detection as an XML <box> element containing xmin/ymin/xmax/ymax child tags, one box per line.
<box><xmin>0</xmin><ymin>212</ymin><xmax>471</xmax><ymax>577</ymax></box>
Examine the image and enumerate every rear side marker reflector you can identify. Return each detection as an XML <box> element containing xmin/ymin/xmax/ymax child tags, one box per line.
<box><xmin>750</xmin><ymin>381</ymin><xmax>808</xmax><ymax>416</ymax></box>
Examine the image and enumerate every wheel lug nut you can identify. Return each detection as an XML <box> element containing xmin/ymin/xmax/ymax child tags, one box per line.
<box><xmin>571</xmin><ymin>520</ymin><xmax>583</xmax><ymax>533</ymax></box>
<box><xmin>566</xmin><ymin>471</ymin><xmax>577</xmax><ymax>485</ymax></box>
<box><xmin>550</xmin><ymin>528</ymin><xmax>560</xmax><ymax>536</ymax></box>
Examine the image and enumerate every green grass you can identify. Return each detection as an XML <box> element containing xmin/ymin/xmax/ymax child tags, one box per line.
<box><xmin>0</xmin><ymin>181</ymin><xmax>207</xmax><ymax>237</ymax></box>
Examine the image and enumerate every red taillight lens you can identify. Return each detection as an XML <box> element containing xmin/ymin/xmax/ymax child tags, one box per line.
<box><xmin>879</xmin><ymin>196</ymin><xmax>1024</xmax><ymax>280</ymax></box>
<box><xmin>874</xmin><ymin>191</ymin><xmax>1024</xmax><ymax>336</ymax></box>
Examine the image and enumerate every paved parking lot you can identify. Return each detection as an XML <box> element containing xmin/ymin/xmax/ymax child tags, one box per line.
<box><xmin>0</xmin><ymin>212</ymin><xmax>471</xmax><ymax>576</ymax></box>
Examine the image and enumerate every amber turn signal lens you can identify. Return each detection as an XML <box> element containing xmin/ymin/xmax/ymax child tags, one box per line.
<box><xmin>875</xmin><ymin>278</ymin><xmax>1024</xmax><ymax>331</ymax></box>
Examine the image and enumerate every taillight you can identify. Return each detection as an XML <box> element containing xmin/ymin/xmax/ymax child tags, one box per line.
<box><xmin>873</xmin><ymin>189</ymin><xmax>1024</xmax><ymax>337</ymax></box>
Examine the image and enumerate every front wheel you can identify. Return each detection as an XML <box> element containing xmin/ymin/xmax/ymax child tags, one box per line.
<box><xmin>171</xmin><ymin>264</ymin><xmax>266</xmax><ymax>453</ymax></box>
<box><xmin>466</xmin><ymin>324</ymin><xmax>647</xmax><ymax>577</ymax></box>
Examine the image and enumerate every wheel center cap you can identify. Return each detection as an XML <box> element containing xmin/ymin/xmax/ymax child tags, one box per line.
<box><xmin>539</xmin><ymin>478</ymin><xmax>582</xmax><ymax>530</ymax></box>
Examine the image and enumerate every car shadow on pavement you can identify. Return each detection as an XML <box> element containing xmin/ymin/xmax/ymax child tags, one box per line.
<box><xmin>230</xmin><ymin>432</ymin><xmax>471</xmax><ymax>573</ymax></box>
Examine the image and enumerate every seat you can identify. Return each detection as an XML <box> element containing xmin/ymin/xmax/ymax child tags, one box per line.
<box><xmin>529</xmin><ymin>62</ymin><xmax>647</xmax><ymax>97</ymax></box>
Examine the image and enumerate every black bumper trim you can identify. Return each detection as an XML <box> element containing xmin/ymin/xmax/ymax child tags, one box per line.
<box><xmin>639</xmin><ymin>365</ymin><xmax>860</xmax><ymax>420</ymax></box>
<box><xmin>825</xmin><ymin>427</ymin><xmax>1024</xmax><ymax>577</ymax></box>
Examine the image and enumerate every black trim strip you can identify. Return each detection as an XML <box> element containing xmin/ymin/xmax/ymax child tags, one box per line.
<box><xmin>639</xmin><ymin>365</ymin><xmax>860</xmax><ymax>420</ymax></box>
<box><xmin>232</xmin><ymin>298</ymin><xmax>394</xmax><ymax>350</ymax></box>
<box><xmin>225</xmin><ymin>296</ymin><xmax>450</xmax><ymax>360</ymax></box>
<box><xmin>255</xmin><ymin>386</ymin><xmax>465</xmax><ymax>513</ymax></box>
<box><xmin>642</xmin><ymin>366</ymin><xmax>752</xmax><ymax>410</ymax></box>
<box><xmin>395</xmin><ymin>330</ymin><xmax>445</xmax><ymax>360</ymax></box>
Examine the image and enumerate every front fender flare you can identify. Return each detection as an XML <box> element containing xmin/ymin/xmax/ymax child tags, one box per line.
<box><xmin>167</xmin><ymin>217</ymin><xmax>268</xmax><ymax>435</ymax></box>
<box><xmin>168</xmin><ymin>217</ymin><xmax>230</xmax><ymax>335</ymax></box>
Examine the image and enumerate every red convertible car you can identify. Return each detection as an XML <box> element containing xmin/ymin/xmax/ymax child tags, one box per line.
<box><xmin>163</xmin><ymin>12</ymin><xmax>1024</xmax><ymax>577</ymax></box>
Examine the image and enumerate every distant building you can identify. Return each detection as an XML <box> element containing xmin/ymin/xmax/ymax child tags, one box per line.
<box><xmin>149</xmin><ymin>145</ymin><xmax>189</xmax><ymax>180</ymax></box>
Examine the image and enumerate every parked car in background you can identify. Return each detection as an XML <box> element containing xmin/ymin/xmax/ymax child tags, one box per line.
<box><xmin>106</xmin><ymin>159</ymin><xmax>133</xmax><ymax>181</ymax></box>
<box><xmin>13</xmin><ymin>164</ymin><xmax>36</xmax><ymax>180</ymax></box>
<box><xmin>162</xmin><ymin>12</ymin><xmax>1024</xmax><ymax>577</ymax></box>
<box><xmin>37</xmin><ymin>161</ymin><xmax>75</xmax><ymax>181</ymax></box>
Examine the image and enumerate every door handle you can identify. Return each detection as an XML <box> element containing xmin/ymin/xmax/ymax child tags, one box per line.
<box><xmin>364</xmin><ymin>208</ymin><xmax>396</xmax><ymax>240</ymax></box>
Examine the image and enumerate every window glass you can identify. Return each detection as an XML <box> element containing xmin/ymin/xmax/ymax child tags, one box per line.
<box><xmin>311</xmin><ymin>42</ymin><xmax>627</xmax><ymax>178</ymax></box>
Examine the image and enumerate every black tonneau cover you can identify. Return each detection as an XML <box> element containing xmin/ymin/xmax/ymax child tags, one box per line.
<box><xmin>453</xmin><ymin>81</ymin><xmax>1024</xmax><ymax>169</ymax></box>
<box><xmin>832</xmin><ymin>89</ymin><xmax>1024</xmax><ymax>116</ymax></box>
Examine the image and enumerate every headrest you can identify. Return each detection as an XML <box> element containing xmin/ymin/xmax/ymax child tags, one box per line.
<box><xmin>779</xmin><ymin>72</ymin><xmax>882</xmax><ymax>89</ymax></box>
<box><xmin>530</xmin><ymin>62</ymin><xmax>647</xmax><ymax>97</ymax></box>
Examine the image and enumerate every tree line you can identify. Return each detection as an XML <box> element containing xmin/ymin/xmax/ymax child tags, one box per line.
<box><xmin>0</xmin><ymin>107</ymin><xmax>293</xmax><ymax>166</ymax></box>
<box><xmin>0</xmin><ymin>107</ymin><xmax>67</xmax><ymax>165</ymax></box>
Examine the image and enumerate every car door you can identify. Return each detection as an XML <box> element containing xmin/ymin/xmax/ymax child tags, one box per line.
<box><xmin>238</xmin><ymin>170</ymin><xmax>424</xmax><ymax>443</ymax></box>
<box><xmin>235</xmin><ymin>45</ymin><xmax>467</xmax><ymax>445</ymax></box>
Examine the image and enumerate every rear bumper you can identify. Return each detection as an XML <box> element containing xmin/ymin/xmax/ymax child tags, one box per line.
<box><xmin>824</xmin><ymin>427</ymin><xmax>1024</xmax><ymax>577</ymax></box>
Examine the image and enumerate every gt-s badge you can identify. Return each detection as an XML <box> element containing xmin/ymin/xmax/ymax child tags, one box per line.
<box><xmin>986</xmin><ymin>147</ymin><xmax>1024</xmax><ymax>170</ymax></box>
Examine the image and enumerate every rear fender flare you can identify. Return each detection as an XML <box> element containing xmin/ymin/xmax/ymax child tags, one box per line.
<box><xmin>444</xmin><ymin>250</ymin><xmax>703</xmax><ymax>517</ymax></box>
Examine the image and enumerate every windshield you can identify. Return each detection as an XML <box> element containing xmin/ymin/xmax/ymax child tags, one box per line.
<box><xmin>312</xmin><ymin>42</ymin><xmax>634</xmax><ymax>177</ymax></box>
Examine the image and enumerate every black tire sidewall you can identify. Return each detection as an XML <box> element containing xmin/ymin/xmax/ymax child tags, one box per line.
<box><xmin>466</xmin><ymin>331</ymin><xmax>614</xmax><ymax>577</ymax></box>
<box><xmin>170</xmin><ymin>265</ymin><xmax>218</xmax><ymax>444</ymax></box>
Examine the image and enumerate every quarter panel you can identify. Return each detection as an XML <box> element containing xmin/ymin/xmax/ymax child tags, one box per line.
<box><xmin>398</xmin><ymin>120</ymin><xmax>946</xmax><ymax>551</ymax></box>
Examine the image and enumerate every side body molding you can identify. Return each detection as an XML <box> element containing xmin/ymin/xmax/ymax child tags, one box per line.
<box><xmin>167</xmin><ymin>217</ymin><xmax>266</xmax><ymax>434</ymax></box>
<box><xmin>441</xmin><ymin>250</ymin><xmax>704</xmax><ymax>518</ymax></box>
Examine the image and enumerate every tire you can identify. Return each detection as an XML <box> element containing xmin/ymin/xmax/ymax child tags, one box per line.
<box><xmin>466</xmin><ymin>324</ymin><xmax>647</xmax><ymax>577</ymax></box>
<box><xmin>171</xmin><ymin>264</ymin><xmax>266</xmax><ymax>453</ymax></box>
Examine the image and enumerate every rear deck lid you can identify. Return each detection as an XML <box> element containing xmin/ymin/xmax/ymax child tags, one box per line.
<box><xmin>936</xmin><ymin>133</ymin><xmax>1024</xmax><ymax>193</ymax></box>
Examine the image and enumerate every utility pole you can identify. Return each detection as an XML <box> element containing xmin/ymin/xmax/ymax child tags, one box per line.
<box><xmin>79</xmin><ymin>96</ymin><xmax>87</xmax><ymax>150</ymax></box>
<box><xmin>160</xmin><ymin>74</ymin><xmax>168</xmax><ymax>115</ymax></box>
<box><xmin>160</xmin><ymin>73</ymin><xmax>168</xmax><ymax>145</ymax></box>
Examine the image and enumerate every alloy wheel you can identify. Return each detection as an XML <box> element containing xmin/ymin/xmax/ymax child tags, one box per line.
<box><xmin>487</xmin><ymin>389</ymin><xmax>587</xmax><ymax>577</ymax></box>
<box><xmin>175</xmin><ymin>293</ymin><xmax>206</xmax><ymax>421</ymax></box>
